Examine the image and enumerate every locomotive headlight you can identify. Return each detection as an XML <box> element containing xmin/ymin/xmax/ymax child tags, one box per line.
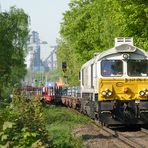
<box><xmin>139</xmin><ymin>91</ymin><xmax>145</xmax><ymax>96</ymax></box>
<box><xmin>123</xmin><ymin>53</ymin><xmax>129</xmax><ymax>59</ymax></box>
<box><xmin>107</xmin><ymin>91</ymin><xmax>112</xmax><ymax>96</ymax></box>
<box><xmin>101</xmin><ymin>91</ymin><xmax>107</xmax><ymax>96</ymax></box>
<box><xmin>145</xmin><ymin>91</ymin><xmax>148</xmax><ymax>96</ymax></box>
<box><xmin>101</xmin><ymin>90</ymin><xmax>112</xmax><ymax>97</ymax></box>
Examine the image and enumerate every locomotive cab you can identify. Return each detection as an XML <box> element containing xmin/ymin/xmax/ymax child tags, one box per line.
<box><xmin>80</xmin><ymin>37</ymin><xmax>148</xmax><ymax>126</ymax></box>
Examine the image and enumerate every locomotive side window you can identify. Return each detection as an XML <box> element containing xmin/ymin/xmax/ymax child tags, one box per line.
<box><xmin>82</xmin><ymin>68</ymin><xmax>84</xmax><ymax>86</ymax></box>
<box><xmin>91</xmin><ymin>64</ymin><xmax>94</xmax><ymax>88</ymax></box>
<box><xmin>127</xmin><ymin>60</ymin><xmax>148</xmax><ymax>76</ymax></box>
<box><xmin>101</xmin><ymin>60</ymin><xmax>123</xmax><ymax>77</ymax></box>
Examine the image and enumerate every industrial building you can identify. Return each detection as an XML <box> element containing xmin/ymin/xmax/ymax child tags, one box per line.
<box><xmin>25</xmin><ymin>31</ymin><xmax>57</xmax><ymax>72</ymax></box>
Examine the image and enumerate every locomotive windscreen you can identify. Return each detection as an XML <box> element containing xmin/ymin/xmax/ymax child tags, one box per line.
<box><xmin>101</xmin><ymin>60</ymin><xmax>123</xmax><ymax>77</ymax></box>
<box><xmin>127</xmin><ymin>60</ymin><xmax>148</xmax><ymax>76</ymax></box>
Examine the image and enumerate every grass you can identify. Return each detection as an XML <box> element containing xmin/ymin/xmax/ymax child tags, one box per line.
<box><xmin>0</xmin><ymin>102</ymin><xmax>92</xmax><ymax>147</ymax></box>
<box><xmin>43</xmin><ymin>105</ymin><xmax>92</xmax><ymax>148</ymax></box>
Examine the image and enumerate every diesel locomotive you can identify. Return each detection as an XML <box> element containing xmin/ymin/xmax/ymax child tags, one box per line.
<box><xmin>80</xmin><ymin>37</ymin><xmax>148</xmax><ymax>126</ymax></box>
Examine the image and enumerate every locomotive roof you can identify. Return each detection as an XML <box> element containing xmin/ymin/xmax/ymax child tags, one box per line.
<box><xmin>81</xmin><ymin>43</ymin><xmax>148</xmax><ymax>69</ymax></box>
<box><xmin>96</xmin><ymin>44</ymin><xmax>148</xmax><ymax>60</ymax></box>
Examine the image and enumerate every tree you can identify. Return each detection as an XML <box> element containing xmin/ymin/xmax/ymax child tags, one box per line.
<box><xmin>57</xmin><ymin>0</ymin><xmax>148</xmax><ymax>85</ymax></box>
<box><xmin>0</xmin><ymin>7</ymin><xmax>29</xmax><ymax>99</ymax></box>
<box><xmin>117</xmin><ymin>0</ymin><xmax>148</xmax><ymax>49</ymax></box>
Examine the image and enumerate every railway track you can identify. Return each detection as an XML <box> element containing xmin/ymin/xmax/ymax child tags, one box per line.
<box><xmin>141</xmin><ymin>128</ymin><xmax>148</xmax><ymax>135</ymax></box>
<box><xmin>60</xmin><ymin>96</ymin><xmax>148</xmax><ymax>147</ymax></box>
<box><xmin>95</xmin><ymin>121</ymin><xmax>148</xmax><ymax>148</ymax></box>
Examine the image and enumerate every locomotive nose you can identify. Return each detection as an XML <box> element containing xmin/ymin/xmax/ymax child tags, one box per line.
<box><xmin>99</xmin><ymin>78</ymin><xmax>148</xmax><ymax>101</ymax></box>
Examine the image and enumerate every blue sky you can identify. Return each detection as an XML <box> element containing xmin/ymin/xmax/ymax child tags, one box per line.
<box><xmin>0</xmin><ymin>0</ymin><xmax>70</xmax><ymax>57</ymax></box>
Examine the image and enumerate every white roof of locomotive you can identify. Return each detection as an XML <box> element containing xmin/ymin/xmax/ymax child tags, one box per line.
<box><xmin>81</xmin><ymin>37</ymin><xmax>148</xmax><ymax>69</ymax></box>
<box><xmin>96</xmin><ymin>44</ymin><xmax>148</xmax><ymax>60</ymax></box>
<box><xmin>81</xmin><ymin>56</ymin><xmax>96</xmax><ymax>69</ymax></box>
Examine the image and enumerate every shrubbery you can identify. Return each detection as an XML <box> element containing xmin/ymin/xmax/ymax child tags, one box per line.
<box><xmin>0</xmin><ymin>93</ymin><xmax>51</xmax><ymax>148</ymax></box>
<box><xmin>0</xmin><ymin>94</ymin><xmax>92</xmax><ymax>148</ymax></box>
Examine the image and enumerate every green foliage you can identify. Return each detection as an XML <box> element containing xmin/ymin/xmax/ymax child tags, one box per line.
<box><xmin>0</xmin><ymin>97</ymin><xmax>91</xmax><ymax>148</ymax></box>
<box><xmin>0</xmin><ymin>6</ymin><xmax>29</xmax><ymax>100</ymax></box>
<box><xmin>117</xmin><ymin>0</ymin><xmax>148</xmax><ymax>49</ymax></box>
<box><xmin>0</xmin><ymin>94</ymin><xmax>92</xmax><ymax>148</ymax></box>
<box><xmin>47</xmin><ymin>69</ymin><xmax>63</xmax><ymax>82</ymax></box>
<box><xmin>44</xmin><ymin>106</ymin><xmax>90</xmax><ymax>124</ymax></box>
<box><xmin>57</xmin><ymin>0</ymin><xmax>148</xmax><ymax>85</ymax></box>
<box><xmin>44</xmin><ymin>106</ymin><xmax>91</xmax><ymax>148</ymax></box>
<box><xmin>0</xmin><ymin>106</ymin><xmax>17</xmax><ymax>131</ymax></box>
<box><xmin>0</xmin><ymin>122</ymin><xmax>50</xmax><ymax>148</ymax></box>
<box><xmin>48</xmin><ymin>124</ymin><xmax>82</xmax><ymax>148</ymax></box>
<box><xmin>0</xmin><ymin>94</ymin><xmax>51</xmax><ymax>147</ymax></box>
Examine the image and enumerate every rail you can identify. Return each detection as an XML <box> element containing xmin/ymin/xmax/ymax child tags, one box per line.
<box><xmin>95</xmin><ymin>121</ymin><xmax>145</xmax><ymax>148</ymax></box>
<box><xmin>141</xmin><ymin>128</ymin><xmax>148</xmax><ymax>135</ymax></box>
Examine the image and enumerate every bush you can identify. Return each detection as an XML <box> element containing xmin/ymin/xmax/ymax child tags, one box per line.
<box><xmin>0</xmin><ymin>93</ymin><xmax>51</xmax><ymax>147</ymax></box>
